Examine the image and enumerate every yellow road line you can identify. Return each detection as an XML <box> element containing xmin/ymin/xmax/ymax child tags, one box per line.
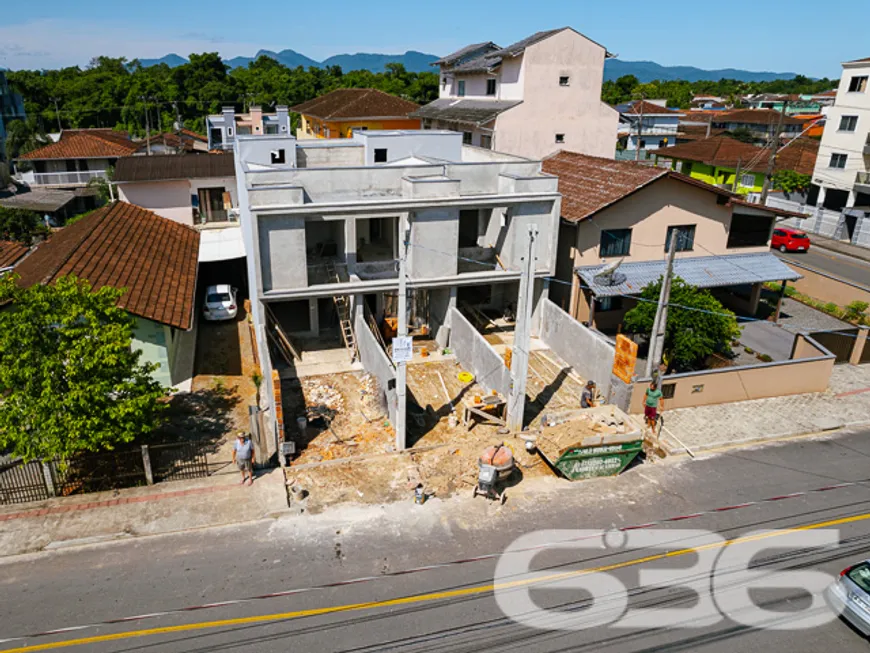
<box><xmin>5</xmin><ymin>510</ymin><xmax>870</xmax><ymax>652</ymax></box>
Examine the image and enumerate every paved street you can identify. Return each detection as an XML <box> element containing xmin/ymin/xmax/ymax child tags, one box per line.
<box><xmin>3</xmin><ymin>428</ymin><xmax>870</xmax><ymax>652</ymax></box>
<box><xmin>777</xmin><ymin>248</ymin><xmax>870</xmax><ymax>287</ymax></box>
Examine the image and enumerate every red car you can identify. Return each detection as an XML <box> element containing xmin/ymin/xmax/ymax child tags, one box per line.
<box><xmin>771</xmin><ymin>227</ymin><xmax>811</xmax><ymax>253</ymax></box>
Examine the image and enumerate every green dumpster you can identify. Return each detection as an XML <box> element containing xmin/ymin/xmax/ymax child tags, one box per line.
<box><xmin>552</xmin><ymin>440</ymin><xmax>643</xmax><ymax>480</ymax></box>
<box><xmin>536</xmin><ymin>406</ymin><xmax>643</xmax><ymax>481</ymax></box>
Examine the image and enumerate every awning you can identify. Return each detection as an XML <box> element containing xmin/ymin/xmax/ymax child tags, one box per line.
<box><xmin>576</xmin><ymin>253</ymin><xmax>801</xmax><ymax>298</ymax></box>
<box><xmin>198</xmin><ymin>226</ymin><xmax>246</xmax><ymax>262</ymax></box>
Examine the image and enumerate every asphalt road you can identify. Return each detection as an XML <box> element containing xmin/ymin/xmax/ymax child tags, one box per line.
<box><xmin>777</xmin><ymin>247</ymin><xmax>870</xmax><ymax>287</ymax></box>
<box><xmin>4</xmin><ymin>429</ymin><xmax>870</xmax><ymax>652</ymax></box>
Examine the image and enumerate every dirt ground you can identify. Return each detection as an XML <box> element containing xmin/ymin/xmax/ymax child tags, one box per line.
<box><xmin>283</xmin><ymin>348</ymin><xmax>593</xmax><ymax>512</ymax></box>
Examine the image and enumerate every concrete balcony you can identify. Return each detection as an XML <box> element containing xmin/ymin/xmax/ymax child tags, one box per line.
<box><xmin>856</xmin><ymin>171</ymin><xmax>870</xmax><ymax>193</ymax></box>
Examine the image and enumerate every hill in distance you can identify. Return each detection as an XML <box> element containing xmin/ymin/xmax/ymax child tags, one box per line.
<box><xmin>135</xmin><ymin>50</ymin><xmax>804</xmax><ymax>82</ymax></box>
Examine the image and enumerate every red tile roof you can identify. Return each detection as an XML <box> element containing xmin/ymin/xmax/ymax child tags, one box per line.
<box><xmin>652</xmin><ymin>135</ymin><xmax>818</xmax><ymax>175</ymax></box>
<box><xmin>622</xmin><ymin>100</ymin><xmax>683</xmax><ymax>116</ymax></box>
<box><xmin>542</xmin><ymin>151</ymin><xmax>668</xmax><ymax>223</ymax></box>
<box><xmin>20</xmin><ymin>129</ymin><xmax>139</xmax><ymax>161</ymax></box>
<box><xmin>14</xmin><ymin>202</ymin><xmax>199</xmax><ymax>330</ymax></box>
<box><xmin>711</xmin><ymin>108</ymin><xmax>804</xmax><ymax>126</ymax></box>
<box><xmin>0</xmin><ymin>241</ymin><xmax>30</xmax><ymax>268</ymax></box>
<box><xmin>290</xmin><ymin>88</ymin><xmax>420</xmax><ymax>120</ymax></box>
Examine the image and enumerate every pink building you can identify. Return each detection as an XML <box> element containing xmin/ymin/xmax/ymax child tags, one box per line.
<box><xmin>413</xmin><ymin>27</ymin><xmax>618</xmax><ymax>159</ymax></box>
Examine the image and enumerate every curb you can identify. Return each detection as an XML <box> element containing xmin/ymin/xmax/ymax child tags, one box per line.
<box><xmin>662</xmin><ymin>419</ymin><xmax>870</xmax><ymax>457</ymax></box>
<box><xmin>811</xmin><ymin>241</ymin><xmax>870</xmax><ymax>264</ymax></box>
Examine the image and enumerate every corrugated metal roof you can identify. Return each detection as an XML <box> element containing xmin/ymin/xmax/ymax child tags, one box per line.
<box><xmin>410</xmin><ymin>98</ymin><xmax>521</xmax><ymax>125</ymax></box>
<box><xmin>576</xmin><ymin>253</ymin><xmax>801</xmax><ymax>297</ymax></box>
<box><xmin>0</xmin><ymin>189</ymin><xmax>76</xmax><ymax>212</ymax></box>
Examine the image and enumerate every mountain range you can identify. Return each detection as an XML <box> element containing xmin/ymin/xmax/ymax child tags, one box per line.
<box><xmin>136</xmin><ymin>50</ymin><xmax>802</xmax><ymax>82</ymax></box>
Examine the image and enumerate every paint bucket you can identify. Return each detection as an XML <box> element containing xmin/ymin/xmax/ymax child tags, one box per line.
<box><xmin>296</xmin><ymin>416</ymin><xmax>307</xmax><ymax>436</ymax></box>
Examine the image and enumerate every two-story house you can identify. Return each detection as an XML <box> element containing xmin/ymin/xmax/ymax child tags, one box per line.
<box><xmin>708</xmin><ymin>109</ymin><xmax>805</xmax><ymax>146</ymax></box>
<box><xmin>616</xmin><ymin>100</ymin><xmax>684</xmax><ymax>152</ymax></box>
<box><xmin>543</xmin><ymin>151</ymin><xmax>801</xmax><ymax>332</ymax></box>
<box><xmin>15</xmin><ymin>128</ymin><xmax>138</xmax><ymax>189</ymax></box>
<box><xmin>234</xmin><ymin>130</ymin><xmax>561</xmax><ymax>446</ymax></box>
<box><xmin>206</xmin><ymin>105</ymin><xmax>290</xmax><ymax>151</ymax></box>
<box><xmin>291</xmin><ymin>88</ymin><xmax>421</xmax><ymax>139</ymax></box>
<box><xmin>411</xmin><ymin>27</ymin><xmax>618</xmax><ymax>159</ymax></box>
<box><xmin>113</xmin><ymin>153</ymin><xmax>244</xmax><ymax>264</ymax></box>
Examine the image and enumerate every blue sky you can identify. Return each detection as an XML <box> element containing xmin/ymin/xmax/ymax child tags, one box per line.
<box><xmin>1</xmin><ymin>0</ymin><xmax>866</xmax><ymax>78</ymax></box>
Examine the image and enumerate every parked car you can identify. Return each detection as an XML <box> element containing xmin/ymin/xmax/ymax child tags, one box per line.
<box><xmin>771</xmin><ymin>227</ymin><xmax>811</xmax><ymax>253</ymax></box>
<box><xmin>203</xmin><ymin>284</ymin><xmax>238</xmax><ymax>321</ymax></box>
<box><xmin>826</xmin><ymin>560</ymin><xmax>870</xmax><ymax>636</ymax></box>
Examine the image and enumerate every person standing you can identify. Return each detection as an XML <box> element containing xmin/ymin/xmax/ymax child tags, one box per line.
<box><xmin>581</xmin><ymin>380</ymin><xmax>597</xmax><ymax>409</ymax></box>
<box><xmin>644</xmin><ymin>380</ymin><xmax>664</xmax><ymax>430</ymax></box>
<box><xmin>232</xmin><ymin>431</ymin><xmax>255</xmax><ymax>485</ymax></box>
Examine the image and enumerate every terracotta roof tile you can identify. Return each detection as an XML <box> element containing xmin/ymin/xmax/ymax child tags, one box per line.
<box><xmin>20</xmin><ymin>129</ymin><xmax>138</xmax><ymax>160</ymax></box>
<box><xmin>0</xmin><ymin>241</ymin><xmax>29</xmax><ymax>268</ymax></box>
<box><xmin>711</xmin><ymin>108</ymin><xmax>804</xmax><ymax>126</ymax></box>
<box><xmin>14</xmin><ymin>202</ymin><xmax>199</xmax><ymax>330</ymax></box>
<box><xmin>290</xmin><ymin>88</ymin><xmax>420</xmax><ymax>120</ymax></box>
<box><xmin>541</xmin><ymin>151</ymin><xmax>667</xmax><ymax>223</ymax></box>
<box><xmin>653</xmin><ymin>135</ymin><xmax>818</xmax><ymax>175</ymax></box>
<box><xmin>114</xmin><ymin>153</ymin><xmax>235</xmax><ymax>182</ymax></box>
<box><xmin>622</xmin><ymin>100</ymin><xmax>683</xmax><ymax>116</ymax></box>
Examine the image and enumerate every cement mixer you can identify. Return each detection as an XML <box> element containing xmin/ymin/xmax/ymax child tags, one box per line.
<box><xmin>474</xmin><ymin>444</ymin><xmax>515</xmax><ymax>504</ymax></box>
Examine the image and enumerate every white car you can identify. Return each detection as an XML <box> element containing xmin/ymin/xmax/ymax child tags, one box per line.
<box><xmin>203</xmin><ymin>284</ymin><xmax>238</xmax><ymax>321</ymax></box>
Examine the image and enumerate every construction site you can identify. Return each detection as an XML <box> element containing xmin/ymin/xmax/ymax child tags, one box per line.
<box><xmin>264</xmin><ymin>281</ymin><xmax>642</xmax><ymax>511</ymax></box>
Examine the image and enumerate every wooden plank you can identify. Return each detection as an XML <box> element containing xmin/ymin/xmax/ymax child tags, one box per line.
<box><xmin>265</xmin><ymin>304</ymin><xmax>301</xmax><ymax>360</ymax></box>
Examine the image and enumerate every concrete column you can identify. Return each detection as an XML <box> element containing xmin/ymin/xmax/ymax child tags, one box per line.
<box><xmin>345</xmin><ymin>218</ymin><xmax>357</xmax><ymax>271</ymax></box>
<box><xmin>747</xmin><ymin>282</ymin><xmax>763</xmax><ymax>316</ymax></box>
<box><xmin>850</xmin><ymin>326</ymin><xmax>869</xmax><ymax>366</ymax></box>
<box><xmin>141</xmin><ymin>446</ymin><xmax>154</xmax><ymax>485</ymax></box>
<box><xmin>42</xmin><ymin>462</ymin><xmax>56</xmax><ymax>497</ymax></box>
<box><xmin>847</xmin><ymin>190</ymin><xmax>857</xmax><ymax>209</ymax></box>
<box><xmin>308</xmin><ymin>298</ymin><xmax>319</xmax><ymax>337</ymax></box>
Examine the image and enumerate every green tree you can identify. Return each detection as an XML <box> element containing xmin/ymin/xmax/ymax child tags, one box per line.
<box><xmin>0</xmin><ymin>206</ymin><xmax>48</xmax><ymax>244</ymax></box>
<box><xmin>0</xmin><ymin>275</ymin><xmax>168</xmax><ymax>462</ymax></box>
<box><xmin>623</xmin><ymin>277</ymin><xmax>742</xmax><ymax>371</ymax></box>
<box><xmin>771</xmin><ymin>169</ymin><xmax>811</xmax><ymax>194</ymax></box>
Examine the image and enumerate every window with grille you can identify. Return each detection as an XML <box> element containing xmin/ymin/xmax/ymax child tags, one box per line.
<box><xmin>600</xmin><ymin>229</ymin><xmax>632</xmax><ymax>257</ymax></box>
<box><xmin>839</xmin><ymin>115</ymin><xmax>858</xmax><ymax>132</ymax></box>
<box><xmin>665</xmin><ymin>225</ymin><xmax>696</xmax><ymax>252</ymax></box>
<box><xmin>829</xmin><ymin>153</ymin><xmax>848</xmax><ymax>169</ymax></box>
<box><xmin>740</xmin><ymin>173</ymin><xmax>756</xmax><ymax>187</ymax></box>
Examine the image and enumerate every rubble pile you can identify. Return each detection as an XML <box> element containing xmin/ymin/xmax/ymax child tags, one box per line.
<box><xmin>302</xmin><ymin>379</ymin><xmax>345</xmax><ymax>413</ymax></box>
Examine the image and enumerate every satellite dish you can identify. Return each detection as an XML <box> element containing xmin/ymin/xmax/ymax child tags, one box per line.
<box><xmin>593</xmin><ymin>257</ymin><xmax>626</xmax><ymax>286</ymax></box>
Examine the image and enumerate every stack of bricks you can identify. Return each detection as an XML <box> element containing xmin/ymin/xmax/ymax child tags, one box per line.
<box><xmin>272</xmin><ymin>369</ymin><xmax>284</xmax><ymax>440</ymax></box>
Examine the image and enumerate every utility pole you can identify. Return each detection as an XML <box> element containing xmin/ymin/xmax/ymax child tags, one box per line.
<box><xmin>732</xmin><ymin>158</ymin><xmax>742</xmax><ymax>192</ymax></box>
<box><xmin>50</xmin><ymin>98</ymin><xmax>62</xmax><ymax>132</ymax></box>
<box><xmin>635</xmin><ymin>99</ymin><xmax>644</xmax><ymax>162</ymax></box>
<box><xmin>394</xmin><ymin>213</ymin><xmax>411</xmax><ymax>451</ymax></box>
<box><xmin>705</xmin><ymin>115</ymin><xmax>712</xmax><ymax>139</ymax></box>
<box><xmin>507</xmin><ymin>224</ymin><xmax>538</xmax><ymax>432</ymax></box>
<box><xmin>645</xmin><ymin>233</ymin><xmax>678</xmax><ymax>379</ymax></box>
<box><xmin>760</xmin><ymin>100</ymin><xmax>788</xmax><ymax>203</ymax></box>
<box><xmin>140</xmin><ymin>96</ymin><xmax>152</xmax><ymax>156</ymax></box>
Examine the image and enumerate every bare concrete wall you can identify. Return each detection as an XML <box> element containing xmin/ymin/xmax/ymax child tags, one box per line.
<box><xmin>448</xmin><ymin>307</ymin><xmax>510</xmax><ymax>395</ymax></box>
<box><xmin>355</xmin><ymin>312</ymin><xmax>397</xmax><ymax>426</ymax></box>
<box><xmin>628</xmin><ymin>335</ymin><xmax>834</xmax><ymax>412</ymax></box>
<box><xmin>257</xmin><ymin>215</ymin><xmax>307</xmax><ymax>291</ymax></box>
<box><xmin>408</xmin><ymin>207</ymin><xmax>459</xmax><ymax>278</ymax></box>
<box><xmin>539</xmin><ymin>299</ymin><xmax>616</xmax><ymax>398</ymax></box>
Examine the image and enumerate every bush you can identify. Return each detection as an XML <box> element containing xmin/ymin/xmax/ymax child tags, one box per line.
<box><xmin>756</xmin><ymin>353</ymin><xmax>773</xmax><ymax>363</ymax></box>
<box><xmin>823</xmin><ymin>302</ymin><xmax>840</xmax><ymax>316</ymax></box>
<box><xmin>744</xmin><ymin>347</ymin><xmax>755</xmax><ymax>354</ymax></box>
<box><xmin>845</xmin><ymin>301</ymin><xmax>869</xmax><ymax>324</ymax></box>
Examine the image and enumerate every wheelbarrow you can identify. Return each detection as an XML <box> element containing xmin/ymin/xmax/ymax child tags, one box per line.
<box><xmin>473</xmin><ymin>444</ymin><xmax>515</xmax><ymax>504</ymax></box>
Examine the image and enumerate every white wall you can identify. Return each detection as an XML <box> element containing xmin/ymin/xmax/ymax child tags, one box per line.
<box><xmin>117</xmin><ymin>176</ymin><xmax>238</xmax><ymax>226</ymax></box>
<box><xmin>354</xmin><ymin>131</ymin><xmax>463</xmax><ymax>164</ymax></box>
<box><xmin>493</xmin><ymin>29</ymin><xmax>619</xmax><ymax>159</ymax></box>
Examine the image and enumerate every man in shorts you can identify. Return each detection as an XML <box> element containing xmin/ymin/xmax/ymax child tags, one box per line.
<box><xmin>644</xmin><ymin>380</ymin><xmax>663</xmax><ymax>430</ymax></box>
<box><xmin>232</xmin><ymin>431</ymin><xmax>255</xmax><ymax>485</ymax></box>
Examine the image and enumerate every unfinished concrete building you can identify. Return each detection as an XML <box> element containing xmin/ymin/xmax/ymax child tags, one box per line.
<box><xmin>234</xmin><ymin>131</ymin><xmax>562</xmax><ymax>452</ymax></box>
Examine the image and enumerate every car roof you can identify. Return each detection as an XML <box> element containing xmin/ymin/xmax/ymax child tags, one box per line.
<box><xmin>779</xmin><ymin>227</ymin><xmax>806</xmax><ymax>235</ymax></box>
<box><xmin>206</xmin><ymin>284</ymin><xmax>232</xmax><ymax>293</ymax></box>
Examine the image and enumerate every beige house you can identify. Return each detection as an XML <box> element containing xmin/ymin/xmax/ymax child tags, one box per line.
<box><xmin>543</xmin><ymin>151</ymin><xmax>802</xmax><ymax>332</ymax></box>
<box><xmin>412</xmin><ymin>28</ymin><xmax>618</xmax><ymax>159</ymax></box>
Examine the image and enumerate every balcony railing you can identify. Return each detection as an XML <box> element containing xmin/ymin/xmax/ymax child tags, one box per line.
<box><xmin>32</xmin><ymin>170</ymin><xmax>108</xmax><ymax>186</ymax></box>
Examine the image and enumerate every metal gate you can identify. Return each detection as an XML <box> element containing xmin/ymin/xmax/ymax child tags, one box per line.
<box><xmin>149</xmin><ymin>442</ymin><xmax>210</xmax><ymax>483</ymax></box>
<box><xmin>809</xmin><ymin>328</ymin><xmax>859</xmax><ymax>363</ymax></box>
<box><xmin>0</xmin><ymin>459</ymin><xmax>50</xmax><ymax>505</ymax></box>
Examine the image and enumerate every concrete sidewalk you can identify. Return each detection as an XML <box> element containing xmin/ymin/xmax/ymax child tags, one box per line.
<box><xmin>811</xmin><ymin>234</ymin><xmax>870</xmax><ymax>263</ymax></box>
<box><xmin>660</xmin><ymin>364</ymin><xmax>870</xmax><ymax>454</ymax></box>
<box><xmin>0</xmin><ymin>466</ymin><xmax>288</xmax><ymax>557</ymax></box>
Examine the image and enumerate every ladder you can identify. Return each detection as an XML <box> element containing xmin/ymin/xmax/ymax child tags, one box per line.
<box><xmin>325</xmin><ymin>260</ymin><xmax>357</xmax><ymax>362</ymax></box>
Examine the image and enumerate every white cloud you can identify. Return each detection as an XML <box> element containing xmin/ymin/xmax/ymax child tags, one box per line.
<box><xmin>0</xmin><ymin>19</ymin><xmax>266</xmax><ymax>69</ymax></box>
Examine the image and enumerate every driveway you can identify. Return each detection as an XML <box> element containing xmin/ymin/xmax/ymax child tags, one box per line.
<box><xmin>738</xmin><ymin>319</ymin><xmax>795</xmax><ymax>361</ymax></box>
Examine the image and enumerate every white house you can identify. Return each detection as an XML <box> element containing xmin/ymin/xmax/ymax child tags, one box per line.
<box><xmin>412</xmin><ymin>28</ymin><xmax>618</xmax><ymax>159</ymax></box>
<box><xmin>616</xmin><ymin>100</ymin><xmax>684</xmax><ymax>152</ymax></box>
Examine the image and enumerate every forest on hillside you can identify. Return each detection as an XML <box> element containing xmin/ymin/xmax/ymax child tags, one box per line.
<box><xmin>4</xmin><ymin>53</ymin><xmax>837</xmax><ymax>153</ymax></box>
